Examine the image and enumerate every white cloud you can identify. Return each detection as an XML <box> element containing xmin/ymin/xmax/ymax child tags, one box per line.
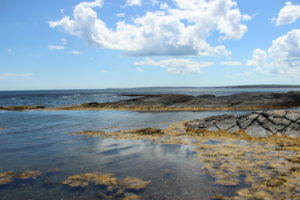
<box><xmin>246</xmin><ymin>48</ymin><xmax>267</xmax><ymax>72</ymax></box>
<box><xmin>0</xmin><ymin>73</ymin><xmax>33</xmax><ymax>80</ymax></box>
<box><xmin>116</xmin><ymin>13</ymin><xmax>125</xmax><ymax>18</ymax></box>
<box><xmin>49</xmin><ymin>0</ymin><xmax>250</xmax><ymax>57</ymax></box>
<box><xmin>126</xmin><ymin>0</ymin><xmax>142</xmax><ymax>6</ymax></box>
<box><xmin>48</xmin><ymin>45</ymin><xmax>64</xmax><ymax>50</ymax></box>
<box><xmin>275</xmin><ymin>1</ymin><xmax>300</xmax><ymax>26</ymax></box>
<box><xmin>70</xmin><ymin>50</ymin><xmax>82</xmax><ymax>55</ymax></box>
<box><xmin>247</xmin><ymin>29</ymin><xmax>300</xmax><ymax>76</ymax></box>
<box><xmin>221</xmin><ymin>61</ymin><xmax>242</xmax><ymax>66</ymax></box>
<box><xmin>134</xmin><ymin>58</ymin><xmax>214</xmax><ymax>74</ymax></box>
<box><xmin>160</xmin><ymin>3</ymin><xmax>169</xmax><ymax>10</ymax></box>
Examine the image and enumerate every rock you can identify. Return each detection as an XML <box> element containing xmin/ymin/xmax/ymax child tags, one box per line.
<box><xmin>245</xmin><ymin>121</ymin><xmax>272</xmax><ymax>137</ymax></box>
<box><xmin>184</xmin><ymin>110</ymin><xmax>300</xmax><ymax>138</ymax></box>
<box><xmin>0</xmin><ymin>105</ymin><xmax>45</xmax><ymax>111</ymax></box>
<box><xmin>120</xmin><ymin>177</ymin><xmax>151</xmax><ymax>190</ymax></box>
<box><xmin>286</xmin><ymin>111</ymin><xmax>300</xmax><ymax>121</ymax></box>
<box><xmin>285</xmin><ymin>123</ymin><xmax>300</xmax><ymax>137</ymax></box>
<box><xmin>101</xmin><ymin>92</ymin><xmax>300</xmax><ymax>108</ymax></box>
<box><xmin>81</xmin><ymin>102</ymin><xmax>100</xmax><ymax>107</ymax></box>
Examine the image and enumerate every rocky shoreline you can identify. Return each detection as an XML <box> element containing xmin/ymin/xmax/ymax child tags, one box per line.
<box><xmin>1</xmin><ymin>92</ymin><xmax>300</xmax><ymax>111</ymax></box>
<box><xmin>67</xmin><ymin>110</ymin><xmax>300</xmax><ymax>200</ymax></box>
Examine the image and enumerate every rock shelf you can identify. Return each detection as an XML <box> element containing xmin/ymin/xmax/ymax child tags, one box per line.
<box><xmin>1</xmin><ymin>92</ymin><xmax>300</xmax><ymax>111</ymax></box>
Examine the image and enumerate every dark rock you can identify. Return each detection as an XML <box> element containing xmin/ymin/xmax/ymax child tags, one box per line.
<box><xmin>98</xmin><ymin>92</ymin><xmax>300</xmax><ymax>108</ymax></box>
<box><xmin>81</xmin><ymin>102</ymin><xmax>100</xmax><ymax>107</ymax></box>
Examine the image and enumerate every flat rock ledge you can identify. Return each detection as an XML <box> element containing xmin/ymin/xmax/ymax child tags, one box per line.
<box><xmin>185</xmin><ymin>110</ymin><xmax>300</xmax><ymax>137</ymax></box>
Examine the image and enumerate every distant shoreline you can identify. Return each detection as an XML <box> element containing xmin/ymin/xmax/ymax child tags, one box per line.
<box><xmin>1</xmin><ymin>85</ymin><xmax>300</xmax><ymax>92</ymax></box>
<box><xmin>2</xmin><ymin>91</ymin><xmax>300</xmax><ymax>111</ymax></box>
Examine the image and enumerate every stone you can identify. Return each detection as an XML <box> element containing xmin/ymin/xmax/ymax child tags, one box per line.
<box><xmin>284</xmin><ymin>123</ymin><xmax>300</xmax><ymax>137</ymax></box>
<box><xmin>286</xmin><ymin>112</ymin><xmax>300</xmax><ymax>121</ymax></box>
<box><xmin>245</xmin><ymin>121</ymin><xmax>272</xmax><ymax>137</ymax></box>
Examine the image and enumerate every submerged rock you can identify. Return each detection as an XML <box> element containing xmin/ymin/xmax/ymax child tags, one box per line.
<box><xmin>0</xmin><ymin>170</ymin><xmax>41</xmax><ymax>185</ymax></box>
<box><xmin>185</xmin><ymin>110</ymin><xmax>300</xmax><ymax>137</ymax></box>
<box><xmin>0</xmin><ymin>171</ymin><xmax>15</xmax><ymax>185</ymax></box>
<box><xmin>16</xmin><ymin>170</ymin><xmax>41</xmax><ymax>179</ymax></box>
<box><xmin>120</xmin><ymin>177</ymin><xmax>151</xmax><ymax>190</ymax></box>
<box><xmin>62</xmin><ymin>172</ymin><xmax>118</xmax><ymax>188</ymax></box>
<box><xmin>62</xmin><ymin>172</ymin><xmax>150</xmax><ymax>199</ymax></box>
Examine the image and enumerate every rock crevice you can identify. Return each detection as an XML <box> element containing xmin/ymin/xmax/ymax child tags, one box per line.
<box><xmin>185</xmin><ymin>110</ymin><xmax>300</xmax><ymax>137</ymax></box>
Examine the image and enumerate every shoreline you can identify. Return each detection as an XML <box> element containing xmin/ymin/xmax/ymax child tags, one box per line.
<box><xmin>1</xmin><ymin>91</ymin><xmax>300</xmax><ymax>112</ymax></box>
<box><xmin>67</xmin><ymin>110</ymin><xmax>300</xmax><ymax>200</ymax></box>
<box><xmin>1</xmin><ymin>105</ymin><xmax>300</xmax><ymax>112</ymax></box>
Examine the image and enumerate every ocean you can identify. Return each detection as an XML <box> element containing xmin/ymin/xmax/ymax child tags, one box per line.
<box><xmin>0</xmin><ymin>87</ymin><xmax>300</xmax><ymax>200</ymax></box>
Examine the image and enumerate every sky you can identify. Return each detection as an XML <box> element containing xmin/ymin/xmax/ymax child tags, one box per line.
<box><xmin>1</xmin><ymin>0</ymin><xmax>300</xmax><ymax>90</ymax></box>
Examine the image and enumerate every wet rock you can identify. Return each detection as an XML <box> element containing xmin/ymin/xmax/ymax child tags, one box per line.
<box><xmin>62</xmin><ymin>172</ymin><xmax>118</xmax><ymax>188</ymax></box>
<box><xmin>126</xmin><ymin>128</ymin><xmax>164</xmax><ymax>135</ymax></box>
<box><xmin>120</xmin><ymin>177</ymin><xmax>151</xmax><ymax>190</ymax></box>
<box><xmin>0</xmin><ymin>171</ymin><xmax>15</xmax><ymax>185</ymax></box>
<box><xmin>0</xmin><ymin>170</ymin><xmax>41</xmax><ymax>185</ymax></box>
<box><xmin>16</xmin><ymin>170</ymin><xmax>41</xmax><ymax>180</ymax></box>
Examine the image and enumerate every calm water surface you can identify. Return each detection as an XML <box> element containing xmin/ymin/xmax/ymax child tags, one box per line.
<box><xmin>0</xmin><ymin>88</ymin><xmax>299</xmax><ymax>199</ymax></box>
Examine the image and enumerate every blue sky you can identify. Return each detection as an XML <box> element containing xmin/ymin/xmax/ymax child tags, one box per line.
<box><xmin>1</xmin><ymin>0</ymin><xmax>300</xmax><ymax>90</ymax></box>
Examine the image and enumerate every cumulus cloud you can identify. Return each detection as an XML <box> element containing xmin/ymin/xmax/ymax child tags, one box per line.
<box><xmin>48</xmin><ymin>45</ymin><xmax>64</xmax><ymax>50</ymax></box>
<box><xmin>0</xmin><ymin>73</ymin><xmax>33</xmax><ymax>80</ymax></box>
<box><xmin>134</xmin><ymin>58</ymin><xmax>214</xmax><ymax>74</ymax></box>
<box><xmin>275</xmin><ymin>1</ymin><xmax>300</xmax><ymax>26</ymax></box>
<box><xmin>49</xmin><ymin>0</ymin><xmax>250</xmax><ymax>57</ymax></box>
<box><xmin>247</xmin><ymin>29</ymin><xmax>300</xmax><ymax>76</ymax></box>
<box><xmin>221</xmin><ymin>61</ymin><xmax>242</xmax><ymax>66</ymax></box>
<box><xmin>126</xmin><ymin>0</ymin><xmax>142</xmax><ymax>6</ymax></box>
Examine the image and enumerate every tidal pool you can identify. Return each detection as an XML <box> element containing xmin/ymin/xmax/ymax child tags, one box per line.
<box><xmin>0</xmin><ymin>110</ymin><xmax>249</xmax><ymax>200</ymax></box>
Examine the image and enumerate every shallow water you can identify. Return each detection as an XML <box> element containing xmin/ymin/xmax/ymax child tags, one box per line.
<box><xmin>1</xmin><ymin>87</ymin><xmax>300</xmax><ymax>107</ymax></box>
<box><xmin>0</xmin><ymin>110</ymin><xmax>248</xmax><ymax>200</ymax></box>
<box><xmin>1</xmin><ymin>88</ymin><xmax>299</xmax><ymax>199</ymax></box>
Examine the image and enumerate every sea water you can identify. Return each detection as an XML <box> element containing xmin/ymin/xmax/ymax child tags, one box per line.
<box><xmin>0</xmin><ymin>87</ymin><xmax>299</xmax><ymax>199</ymax></box>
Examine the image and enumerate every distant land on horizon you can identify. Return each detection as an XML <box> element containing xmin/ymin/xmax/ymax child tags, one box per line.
<box><xmin>105</xmin><ymin>85</ymin><xmax>300</xmax><ymax>90</ymax></box>
<box><xmin>2</xmin><ymin>85</ymin><xmax>300</xmax><ymax>92</ymax></box>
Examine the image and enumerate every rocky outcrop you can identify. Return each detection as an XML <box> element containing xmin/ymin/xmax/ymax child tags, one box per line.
<box><xmin>2</xmin><ymin>92</ymin><xmax>300</xmax><ymax>111</ymax></box>
<box><xmin>104</xmin><ymin>92</ymin><xmax>300</xmax><ymax>108</ymax></box>
<box><xmin>0</xmin><ymin>105</ymin><xmax>46</xmax><ymax>111</ymax></box>
<box><xmin>184</xmin><ymin>110</ymin><xmax>300</xmax><ymax>137</ymax></box>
